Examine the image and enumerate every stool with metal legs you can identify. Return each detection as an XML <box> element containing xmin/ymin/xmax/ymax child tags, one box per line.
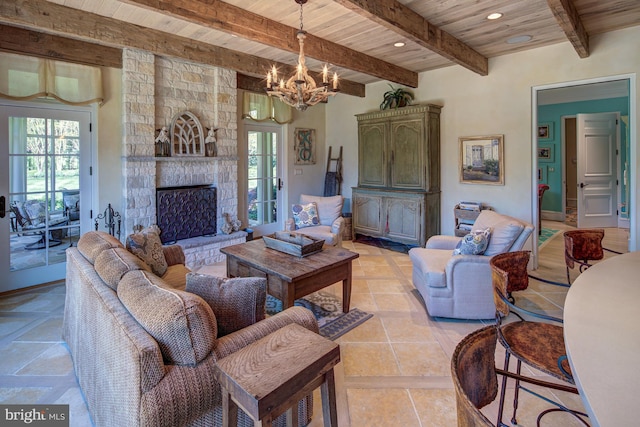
<box><xmin>491</xmin><ymin>251</ymin><xmax>589</xmax><ymax>426</ymax></box>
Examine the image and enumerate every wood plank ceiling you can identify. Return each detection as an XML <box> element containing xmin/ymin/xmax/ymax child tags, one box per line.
<box><xmin>1</xmin><ymin>0</ymin><xmax>639</xmax><ymax>97</ymax></box>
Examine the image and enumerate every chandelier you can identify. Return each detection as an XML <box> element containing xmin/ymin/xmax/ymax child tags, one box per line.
<box><xmin>265</xmin><ymin>0</ymin><xmax>339</xmax><ymax>111</ymax></box>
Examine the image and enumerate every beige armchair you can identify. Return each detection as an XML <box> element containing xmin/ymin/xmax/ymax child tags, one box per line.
<box><xmin>408</xmin><ymin>210</ymin><xmax>534</xmax><ymax>319</ymax></box>
<box><xmin>285</xmin><ymin>194</ymin><xmax>345</xmax><ymax>247</ymax></box>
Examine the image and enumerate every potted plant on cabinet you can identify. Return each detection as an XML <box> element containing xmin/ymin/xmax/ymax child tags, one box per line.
<box><xmin>380</xmin><ymin>85</ymin><xmax>414</xmax><ymax>110</ymax></box>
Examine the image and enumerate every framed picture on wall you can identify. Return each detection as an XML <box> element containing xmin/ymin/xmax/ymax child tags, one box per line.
<box><xmin>294</xmin><ymin>128</ymin><xmax>316</xmax><ymax>165</ymax></box>
<box><xmin>459</xmin><ymin>135</ymin><xmax>504</xmax><ymax>185</ymax></box>
<box><xmin>538</xmin><ymin>145</ymin><xmax>553</xmax><ymax>162</ymax></box>
<box><xmin>538</xmin><ymin>122</ymin><xmax>553</xmax><ymax>140</ymax></box>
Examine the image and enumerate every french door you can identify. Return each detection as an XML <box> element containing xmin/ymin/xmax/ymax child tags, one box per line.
<box><xmin>0</xmin><ymin>103</ymin><xmax>92</xmax><ymax>292</ymax></box>
<box><xmin>245</xmin><ymin>123</ymin><xmax>284</xmax><ymax>237</ymax></box>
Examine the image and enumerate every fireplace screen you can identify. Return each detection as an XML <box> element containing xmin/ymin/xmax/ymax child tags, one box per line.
<box><xmin>156</xmin><ymin>185</ymin><xmax>217</xmax><ymax>243</ymax></box>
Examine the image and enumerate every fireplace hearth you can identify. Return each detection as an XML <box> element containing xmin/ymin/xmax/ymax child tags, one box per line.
<box><xmin>156</xmin><ymin>185</ymin><xmax>217</xmax><ymax>244</ymax></box>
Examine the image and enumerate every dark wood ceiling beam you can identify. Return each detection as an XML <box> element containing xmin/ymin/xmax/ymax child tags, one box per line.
<box><xmin>546</xmin><ymin>0</ymin><xmax>589</xmax><ymax>58</ymax></box>
<box><xmin>0</xmin><ymin>0</ymin><xmax>365</xmax><ymax>97</ymax></box>
<box><xmin>123</xmin><ymin>0</ymin><xmax>418</xmax><ymax>88</ymax></box>
<box><xmin>0</xmin><ymin>24</ymin><xmax>122</xmax><ymax>68</ymax></box>
<box><xmin>332</xmin><ymin>0</ymin><xmax>488</xmax><ymax>76</ymax></box>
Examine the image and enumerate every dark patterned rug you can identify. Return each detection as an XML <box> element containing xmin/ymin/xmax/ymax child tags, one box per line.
<box><xmin>266</xmin><ymin>291</ymin><xmax>373</xmax><ymax>340</ymax></box>
<box><xmin>353</xmin><ymin>234</ymin><xmax>418</xmax><ymax>254</ymax></box>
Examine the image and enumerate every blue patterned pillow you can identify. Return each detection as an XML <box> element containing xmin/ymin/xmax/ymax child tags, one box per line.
<box><xmin>453</xmin><ymin>228</ymin><xmax>491</xmax><ymax>255</ymax></box>
<box><xmin>292</xmin><ymin>202</ymin><xmax>319</xmax><ymax>229</ymax></box>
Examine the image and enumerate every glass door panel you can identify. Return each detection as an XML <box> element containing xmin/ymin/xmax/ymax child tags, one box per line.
<box><xmin>1</xmin><ymin>104</ymin><xmax>89</xmax><ymax>292</ymax></box>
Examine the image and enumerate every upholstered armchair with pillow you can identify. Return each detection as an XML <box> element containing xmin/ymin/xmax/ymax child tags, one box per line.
<box><xmin>285</xmin><ymin>194</ymin><xmax>345</xmax><ymax>247</ymax></box>
<box><xmin>408</xmin><ymin>210</ymin><xmax>534</xmax><ymax>319</ymax></box>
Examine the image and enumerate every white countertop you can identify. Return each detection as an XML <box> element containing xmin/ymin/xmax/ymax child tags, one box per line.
<box><xmin>564</xmin><ymin>251</ymin><xmax>640</xmax><ymax>427</ymax></box>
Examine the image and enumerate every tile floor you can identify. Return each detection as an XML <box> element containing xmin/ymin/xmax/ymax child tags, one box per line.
<box><xmin>0</xmin><ymin>222</ymin><xmax>630</xmax><ymax>426</ymax></box>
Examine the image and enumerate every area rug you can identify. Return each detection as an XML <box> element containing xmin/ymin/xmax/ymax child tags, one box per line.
<box><xmin>353</xmin><ymin>234</ymin><xmax>417</xmax><ymax>254</ymax></box>
<box><xmin>266</xmin><ymin>291</ymin><xmax>373</xmax><ymax>340</ymax></box>
<box><xmin>539</xmin><ymin>228</ymin><xmax>561</xmax><ymax>248</ymax></box>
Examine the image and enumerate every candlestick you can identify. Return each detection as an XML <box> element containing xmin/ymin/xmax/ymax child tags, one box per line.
<box><xmin>333</xmin><ymin>72</ymin><xmax>338</xmax><ymax>90</ymax></box>
<box><xmin>322</xmin><ymin>65</ymin><xmax>328</xmax><ymax>84</ymax></box>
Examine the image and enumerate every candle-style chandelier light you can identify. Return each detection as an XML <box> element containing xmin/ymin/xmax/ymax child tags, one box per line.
<box><xmin>265</xmin><ymin>0</ymin><xmax>339</xmax><ymax>111</ymax></box>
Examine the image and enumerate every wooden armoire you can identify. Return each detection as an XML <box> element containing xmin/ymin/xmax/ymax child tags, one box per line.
<box><xmin>352</xmin><ymin>104</ymin><xmax>441</xmax><ymax>246</ymax></box>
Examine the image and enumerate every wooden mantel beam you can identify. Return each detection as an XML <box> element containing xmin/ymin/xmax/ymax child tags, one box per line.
<box><xmin>0</xmin><ymin>0</ymin><xmax>365</xmax><ymax>97</ymax></box>
<box><xmin>123</xmin><ymin>0</ymin><xmax>418</xmax><ymax>88</ymax></box>
<box><xmin>546</xmin><ymin>0</ymin><xmax>589</xmax><ymax>58</ymax></box>
<box><xmin>332</xmin><ymin>0</ymin><xmax>489</xmax><ymax>76</ymax></box>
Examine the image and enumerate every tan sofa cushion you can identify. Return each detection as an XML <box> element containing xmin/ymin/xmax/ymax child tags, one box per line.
<box><xmin>186</xmin><ymin>273</ymin><xmax>266</xmax><ymax>337</ymax></box>
<box><xmin>408</xmin><ymin>247</ymin><xmax>449</xmax><ymax>288</ymax></box>
<box><xmin>126</xmin><ymin>225</ymin><xmax>168</xmax><ymax>277</ymax></box>
<box><xmin>94</xmin><ymin>247</ymin><xmax>150</xmax><ymax>290</ymax></box>
<box><xmin>118</xmin><ymin>270</ymin><xmax>216</xmax><ymax>365</ymax></box>
<box><xmin>77</xmin><ymin>231</ymin><xmax>124</xmax><ymax>264</ymax></box>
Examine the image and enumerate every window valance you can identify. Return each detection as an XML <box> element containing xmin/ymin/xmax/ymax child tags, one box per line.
<box><xmin>242</xmin><ymin>92</ymin><xmax>292</xmax><ymax>124</ymax></box>
<box><xmin>0</xmin><ymin>53</ymin><xmax>104</xmax><ymax>106</ymax></box>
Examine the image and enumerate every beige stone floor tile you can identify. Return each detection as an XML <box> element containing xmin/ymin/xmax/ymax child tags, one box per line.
<box><xmin>341</xmin><ymin>343</ymin><xmax>400</xmax><ymax>377</ymax></box>
<box><xmin>349</xmin><ymin>292</ymin><xmax>377</xmax><ymax>312</ymax></box>
<box><xmin>0</xmin><ymin>342</ymin><xmax>53</xmax><ymax>375</ymax></box>
<box><xmin>337</xmin><ymin>316</ymin><xmax>387</xmax><ymax>343</ymax></box>
<box><xmin>366</xmin><ymin>278</ymin><xmax>412</xmax><ymax>293</ymax></box>
<box><xmin>372</xmin><ymin>292</ymin><xmax>419</xmax><ymax>312</ymax></box>
<box><xmin>360</xmin><ymin>265</ymin><xmax>396</xmax><ymax>277</ymax></box>
<box><xmin>392</xmin><ymin>342</ymin><xmax>450</xmax><ymax>376</ymax></box>
<box><xmin>346</xmin><ymin>388</ymin><xmax>421</xmax><ymax>427</ymax></box>
<box><xmin>349</xmin><ymin>278</ymin><xmax>371</xmax><ymax>294</ymax></box>
<box><xmin>0</xmin><ymin>293</ymin><xmax>65</xmax><ymax>313</ymax></box>
<box><xmin>0</xmin><ymin>317</ymin><xmax>37</xmax><ymax>340</ymax></box>
<box><xmin>16</xmin><ymin>317</ymin><xmax>64</xmax><ymax>342</ymax></box>
<box><xmin>0</xmin><ymin>387</ymin><xmax>51</xmax><ymax>404</ymax></box>
<box><xmin>16</xmin><ymin>343</ymin><xmax>74</xmax><ymax>376</ymax></box>
<box><xmin>410</xmin><ymin>389</ymin><xmax>457</xmax><ymax>427</ymax></box>
<box><xmin>55</xmin><ymin>387</ymin><xmax>95</xmax><ymax>426</ymax></box>
<box><xmin>356</xmin><ymin>255</ymin><xmax>391</xmax><ymax>267</ymax></box>
<box><xmin>381</xmin><ymin>315</ymin><xmax>437</xmax><ymax>343</ymax></box>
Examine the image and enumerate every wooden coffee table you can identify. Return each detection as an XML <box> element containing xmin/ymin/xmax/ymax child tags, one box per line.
<box><xmin>221</xmin><ymin>239</ymin><xmax>359</xmax><ymax>313</ymax></box>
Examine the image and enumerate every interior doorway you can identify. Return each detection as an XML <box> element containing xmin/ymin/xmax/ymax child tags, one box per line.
<box><xmin>563</xmin><ymin>117</ymin><xmax>578</xmax><ymax>225</ymax></box>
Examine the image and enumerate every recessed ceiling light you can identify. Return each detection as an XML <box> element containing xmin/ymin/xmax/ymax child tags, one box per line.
<box><xmin>507</xmin><ymin>35</ymin><xmax>532</xmax><ymax>44</ymax></box>
<box><xmin>487</xmin><ymin>12</ymin><xmax>503</xmax><ymax>20</ymax></box>
<box><xmin>394</xmin><ymin>42</ymin><xmax>406</xmax><ymax>47</ymax></box>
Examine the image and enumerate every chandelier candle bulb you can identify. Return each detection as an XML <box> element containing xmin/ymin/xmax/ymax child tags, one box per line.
<box><xmin>323</xmin><ymin>65</ymin><xmax>328</xmax><ymax>84</ymax></box>
<box><xmin>333</xmin><ymin>73</ymin><xmax>338</xmax><ymax>90</ymax></box>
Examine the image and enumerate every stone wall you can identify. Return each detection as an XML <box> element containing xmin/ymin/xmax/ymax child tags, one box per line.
<box><xmin>122</xmin><ymin>48</ymin><xmax>239</xmax><ymax>267</ymax></box>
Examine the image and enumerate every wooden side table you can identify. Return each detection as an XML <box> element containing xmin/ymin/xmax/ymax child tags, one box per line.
<box><xmin>214</xmin><ymin>323</ymin><xmax>340</xmax><ymax>427</ymax></box>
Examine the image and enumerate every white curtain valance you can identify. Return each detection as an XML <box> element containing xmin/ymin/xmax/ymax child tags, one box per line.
<box><xmin>242</xmin><ymin>92</ymin><xmax>292</xmax><ymax>124</ymax></box>
<box><xmin>0</xmin><ymin>53</ymin><xmax>104</xmax><ymax>106</ymax></box>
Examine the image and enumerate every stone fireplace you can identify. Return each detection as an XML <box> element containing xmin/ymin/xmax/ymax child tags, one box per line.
<box><xmin>121</xmin><ymin>49</ymin><xmax>245</xmax><ymax>268</ymax></box>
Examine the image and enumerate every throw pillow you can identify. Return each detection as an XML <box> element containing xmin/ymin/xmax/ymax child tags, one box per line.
<box><xmin>453</xmin><ymin>228</ymin><xmax>492</xmax><ymax>255</ymax></box>
<box><xmin>292</xmin><ymin>202</ymin><xmax>320</xmax><ymax>229</ymax></box>
<box><xmin>186</xmin><ymin>273</ymin><xmax>267</xmax><ymax>337</ymax></box>
<box><xmin>126</xmin><ymin>224</ymin><xmax>168</xmax><ymax>277</ymax></box>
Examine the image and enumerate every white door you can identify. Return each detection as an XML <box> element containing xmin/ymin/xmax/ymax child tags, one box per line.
<box><xmin>0</xmin><ymin>103</ymin><xmax>92</xmax><ymax>292</ymax></box>
<box><xmin>245</xmin><ymin>124</ymin><xmax>284</xmax><ymax>237</ymax></box>
<box><xmin>576</xmin><ymin>112</ymin><xmax>619</xmax><ymax>228</ymax></box>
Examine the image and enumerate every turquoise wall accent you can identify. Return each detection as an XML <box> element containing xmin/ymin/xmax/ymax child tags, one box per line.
<box><xmin>538</xmin><ymin>97</ymin><xmax>629</xmax><ymax>215</ymax></box>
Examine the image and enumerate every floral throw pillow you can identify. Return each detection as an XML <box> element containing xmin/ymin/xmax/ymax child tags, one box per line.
<box><xmin>126</xmin><ymin>224</ymin><xmax>168</xmax><ymax>277</ymax></box>
<box><xmin>292</xmin><ymin>202</ymin><xmax>320</xmax><ymax>229</ymax></box>
<box><xmin>453</xmin><ymin>228</ymin><xmax>492</xmax><ymax>256</ymax></box>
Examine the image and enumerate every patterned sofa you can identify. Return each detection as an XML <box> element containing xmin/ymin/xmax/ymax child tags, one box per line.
<box><xmin>63</xmin><ymin>230</ymin><xmax>316</xmax><ymax>426</ymax></box>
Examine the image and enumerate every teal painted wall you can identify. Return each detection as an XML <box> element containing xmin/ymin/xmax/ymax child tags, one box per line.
<box><xmin>538</xmin><ymin>97</ymin><xmax>629</xmax><ymax>215</ymax></box>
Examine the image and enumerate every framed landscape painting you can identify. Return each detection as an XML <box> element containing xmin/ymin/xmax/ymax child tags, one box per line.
<box><xmin>459</xmin><ymin>135</ymin><xmax>504</xmax><ymax>185</ymax></box>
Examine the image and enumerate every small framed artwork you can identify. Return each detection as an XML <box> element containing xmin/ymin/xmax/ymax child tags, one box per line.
<box><xmin>538</xmin><ymin>122</ymin><xmax>553</xmax><ymax>140</ymax></box>
<box><xmin>294</xmin><ymin>128</ymin><xmax>316</xmax><ymax>165</ymax></box>
<box><xmin>538</xmin><ymin>145</ymin><xmax>553</xmax><ymax>162</ymax></box>
<box><xmin>459</xmin><ymin>135</ymin><xmax>504</xmax><ymax>185</ymax></box>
